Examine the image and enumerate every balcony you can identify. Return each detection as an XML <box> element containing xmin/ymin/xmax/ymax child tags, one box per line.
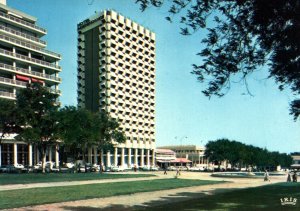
<box><xmin>0</xmin><ymin>90</ymin><xmax>15</xmax><ymax>99</ymax></box>
<box><xmin>44</xmin><ymin>87</ymin><xmax>61</xmax><ymax>95</ymax></box>
<box><xmin>0</xmin><ymin>34</ymin><xmax>60</xmax><ymax>59</ymax></box>
<box><xmin>0</xmin><ymin>24</ymin><xmax>46</xmax><ymax>47</ymax></box>
<box><xmin>0</xmin><ymin>48</ymin><xmax>61</xmax><ymax>71</ymax></box>
<box><xmin>0</xmin><ymin>76</ymin><xmax>27</xmax><ymax>87</ymax></box>
<box><xmin>0</xmin><ymin>63</ymin><xmax>61</xmax><ymax>83</ymax></box>
<box><xmin>0</xmin><ymin>11</ymin><xmax>46</xmax><ymax>36</ymax></box>
<box><xmin>0</xmin><ymin>75</ymin><xmax>60</xmax><ymax>95</ymax></box>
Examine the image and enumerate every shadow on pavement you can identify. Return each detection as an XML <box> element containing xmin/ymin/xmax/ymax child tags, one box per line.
<box><xmin>61</xmin><ymin>188</ymin><xmax>240</xmax><ymax>211</ymax></box>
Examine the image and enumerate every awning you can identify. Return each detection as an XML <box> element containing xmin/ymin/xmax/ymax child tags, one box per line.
<box><xmin>16</xmin><ymin>74</ymin><xmax>30</xmax><ymax>81</ymax></box>
<box><xmin>31</xmin><ymin>78</ymin><xmax>44</xmax><ymax>84</ymax></box>
<box><xmin>170</xmin><ymin>158</ymin><xmax>192</xmax><ymax>163</ymax></box>
<box><xmin>291</xmin><ymin>164</ymin><xmax>300</xmax><ymax>169</ymax></box>
<box><xmin>156</xmin><ymin>159</ymin><xmax>175</xmax><ymax>163</ymax></box>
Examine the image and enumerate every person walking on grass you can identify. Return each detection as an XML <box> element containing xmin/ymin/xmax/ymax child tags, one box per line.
<box><xmin>264</xmin><ymin>170</ymin><xmax>270</xmax><ymax>182</ymax></box>
<box><xmin>176</xmin><ymin>168</ymin><xmax>181</xmax><ymax>177</ymax></box>
<box><xmin>162</xmin><ymin>164</ymin><xmax>168</xmax><ymax>175</ymax></box>
<box><xmin>287</xmin><ymin>172</ymin><xmax>292</xmax><ymax>182</ymax></box>
<box><xmin>293</xmin><ymin>171</ymin><xmax>298</xmax><ymax>182</ymax></box>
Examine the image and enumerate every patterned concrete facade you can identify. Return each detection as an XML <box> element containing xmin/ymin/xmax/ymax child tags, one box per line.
<box><xmin>77</xmin><ymin>10</ymin><xmax>156</xmax><ymax>167</ymax></box>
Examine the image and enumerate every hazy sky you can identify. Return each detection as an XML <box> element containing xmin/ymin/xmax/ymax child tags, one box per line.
<box><xmin>8</xmin><ymin>0</ymin><xmax>300</xmax><ymax>153</ymax></box>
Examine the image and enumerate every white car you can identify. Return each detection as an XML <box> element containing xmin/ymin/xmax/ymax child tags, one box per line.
<box><xmin>34</xmin><ymin>162</ymin><xmax>42</xmax><ymax>169</ymax></box>
<box><xmin>111</xmin><ymin>166</ymin><xmax>124</xmax><ymax>172</ymax></box>
<box><xmin>14</xmin><ymin>163</ymin><xmax>24</xmax><ymax>169</ymax></box>
<box><xmin>189</xmin><ymin>166</ymin><xmax>205</xmax><ymax>172</ymax></box>
<box><xmin>167</xmin><ymin>166</ymin><xmax>177</xmax><ymax>171</ymax></box>
<box><xmin>150</xmin><ymin>166</ymin><xmax>159</xmax><ymax>171</ymax></box>
<box><xmin>65</xmin><ymin>162</ymin><xmax>75</xmax><ymax>168</ymax></box>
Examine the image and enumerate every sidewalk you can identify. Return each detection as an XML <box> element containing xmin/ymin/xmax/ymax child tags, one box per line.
<box><xmin>4</xmin><ymin>172</ymin><xmax>286</xmax><ymax>211</ymax></box>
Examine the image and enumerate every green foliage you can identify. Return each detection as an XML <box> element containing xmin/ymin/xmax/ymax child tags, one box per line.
<box><xmin>57</xmin><ymin>106</ymin><xmax>125</xmax><ymax>163</ymax></box>
<box><xmin>15</xmin><ymin>83</ymin><xmax>60</xmax><ymax>144</ymax></box>
<box><xmin>57</xmin><ymin>106</ymin><xmax>95</xmax><ymax>160</ymax></box>
<box><xmin>205</xmin><ymin>139</ymin><xmax>293</xmax><ymax>169</ymax></box>
<box><xmin>136</xmin><ymin>0</ymin><xmax>300</xmax><ymax>119</ymax></box>
<box><xmin>0</xmin><ymin>99</ymin><xmax>18</xmax><ymax>142</ymax></box>
<box><xmin>15</xmin><ymin>83</ymin><xmax>59</xmax><ymax>172</ymax></box>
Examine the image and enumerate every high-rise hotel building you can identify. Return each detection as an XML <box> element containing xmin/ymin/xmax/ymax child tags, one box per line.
<box><xmin>77</xmin><ymin>10</ymin><xmax>156</xmax><ymax>168</ymax></box>
<box><xmin>0</xmin><ymin>1</ymin><xmax>61</xmax><ymax>167</ymax></box>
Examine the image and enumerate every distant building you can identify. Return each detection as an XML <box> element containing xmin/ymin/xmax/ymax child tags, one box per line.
<box><xmin>157</xmin><ymin>145</ymin><xmax>208</xmax><ymax>167</ymax></box>
<box><xmin>155</xmin><ymin>149</ymin><xmax>192</xmax><ymax>167</ymax></box>
<box><xmin>155</xmin><ymin>149</ymin><xmax>176</xmax><ymax>167</ymax></box>
<box><xmin>291</xmin><ymin>152</ymin><xmax>300</xmax><ymax>169</ymax></box>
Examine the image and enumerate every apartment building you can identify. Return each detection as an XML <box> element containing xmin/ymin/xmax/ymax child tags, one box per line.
<box><xmin>0</xmin><ymin>1</ymin><xmax>61</xmax><ymax>167</ymax></box>
<box><xmin>77</xmin><ymin>10</ymin><xmax>156</xmax><ymax>168</ymax></box>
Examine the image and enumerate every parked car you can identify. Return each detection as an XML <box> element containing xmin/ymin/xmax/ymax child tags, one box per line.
<box><xmin>150</xmin><ymin>166</ymin><xmax>159</xmax><ymax>171</ymax></box>
<box><xmin>189</xmin><ymin>167</ymin><xmax>201</xmax><ymax>172</ymax></box>
<box><xmin>111</xmin><ymin>166</ymin><xmax>124</xmax><ymax>172</ymax></box>
<box><xmin>178</xmin><ymin>166</ymin><xmax>188</xmax><ymax>171</ymax></box>
<box><xmin>65</xmin><ymin>162</ymin><xmax>75</xmax><ymax>169</ymax></box>
<box><xmin>189</xmin><ymin>166</ymin><xmax>205</xmax><ymax>172</ymax></box>
<box><xmin>14</xmin><ymin>163</ymin><xmax>25</xmax><ymax>169</ymax></box>
<box><xmin>142</xmin><ymin>166</ymin><xmax>151</xmax><ymax>171</ymax></box>
<box><xmin>0</xmin><ymin>165</ymin><xmax>15</xmax><ymax>173</ymax></box>
<box><xmin>167</xmin><ymin>166</ymin><xmax>177</xmax><ymax>171</ymax></box>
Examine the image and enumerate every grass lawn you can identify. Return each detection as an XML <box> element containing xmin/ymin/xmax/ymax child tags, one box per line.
<box><xmin>0</xmin><ymin>172</ymin><xmax>155</xmax><ymax>185</ymax></box>
<box><xmin>0</xmin><ymin>179</ymin><xmax>222</xmax><ymax>209</ymax></box>
<box><xmin>144</xmin><ymin>182</ymin><xmax>300</xmax><ymax>210</ymax></box>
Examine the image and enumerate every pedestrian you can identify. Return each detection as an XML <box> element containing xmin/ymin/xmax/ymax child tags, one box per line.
<box><xmin>293</xmin><ymin>171</ymin><xmax>298</xmax><ymax>182</ymax></box>
<box><xmin>163</xmin><ymin>165</ymin><xmax>167</xmax><ymax>175</ymax></box>
<box><xmin>176</xmin><ymin>168</ymin><xmax>181</xmax><ymax>177</ymax></box>
<box><xmin>134</xmin><ymin>164</ymin><xmax>137</xmax><ymax>172</ymax></box>
<box><xmin>264</xmin><ymin>170</ymin><xmax>270</xmax><ymax>182</ymax></box>
<box><xmin>287</xmin><ymin>172</ymin><xmax>291</xmax><ymax>182</ymax></box>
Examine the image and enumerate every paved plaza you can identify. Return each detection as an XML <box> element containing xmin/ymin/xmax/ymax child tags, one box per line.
<box><xmin>2</xmin><ymin>171</ymin><xmax>287</xmax><ymax>210</ymax></box>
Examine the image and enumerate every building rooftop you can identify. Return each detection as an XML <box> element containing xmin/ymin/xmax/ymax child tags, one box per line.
<box><xmin>0</xmin><ymin>2</ymin><xmax>37</xmax><ymax>23</ymax></box>
<box><xmin>158</xmin><ymin>145</ymin><xmax>205</xmax><ymax>150</ymax></box>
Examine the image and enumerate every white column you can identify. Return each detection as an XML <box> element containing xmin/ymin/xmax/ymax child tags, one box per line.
<box><xmin>28</xmin><ymin>144</ymin><xmax>32</xmax><ymax>166</ymax></box>
<box><xmin>88</xmin><ymin>147</ymin><xmax>92</xmax><ymax>163</ymax></box>
<box><xmin>48</xmin><ymin>146</ymin><xmax>52</xmax><ymax>169</ymax></box>
<box><xmin>146</xmin><ymin>149</ymin><xmax>150</xmax><ymax>166</ymax></box>
<box><xmin>48</xmin><ymin>146</ymin><xmax>52</xmax><ymax>161</ymax></box>
<box><xmin>100</xmin><ymin>149</ymin><xmax>104</xmax><ymax>165</ymax></box>
<box><xmin>55</xmin><ymin>144</ymin><xmax>59</xmax><ymax>167</ymax></box>
<box><xmin>36</xmin><ymin>147</ymin><xmax>40</xmax><ymax>163</ymax></box>
<box><xmin>121</xmin><ymin>148</ymin><xmax>125</xmax><ymax>167</ymax></box>
<box><xmin>94</xmin><ymin>147</ymin><xmax>98</xmax><ymax>164</ymax></box>
<box><xmin>152</xmin><ymin>149</ymin><xmax>155</xmax><ymax>166</ymax></box>
<box><xmin>107</xmin><ymin>151</ymin><xmax>111</xmax><ymax>167</ymax></box>
<box><xmin>114</xmin><ymin>147</ymin><xmax>118</xmax><ymax>166</ymax></box>
<box><xmin>140</xmin><ymin>149</ymin><xmax>144</xmax><ymax>167</ymax></box>
<box><xmin>0</xmin><ymin>144</ymin><xmax>2</xmax><ymax>166</ymax></box>
<box><xmin>134</xmin><ymin>148</ymin><xmax>138</xmax><ymax>166</ymax></box>
<box><xmin>13</xmin><ymin>143</ymin><xmax>17</xmax><ymax>165</ymax></box>
<box><xmin>128</xmin><ymin>148</ymin><xmax>132</xmax><ymax>168</ymax></box>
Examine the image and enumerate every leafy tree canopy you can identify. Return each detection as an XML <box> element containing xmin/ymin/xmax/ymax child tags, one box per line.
<box><xmin>136</xmin><ymin>0</ymin><xmax>300</xmax><ymax>119</ymax></box>
<box><xmin>205</xmin><ymin>138</ymin><xmax>293</xmax><ymax>169</ymax></box>
<box><xmin>57</xmin><ymin>106</ymin><xmax>125</xmax><ymax>171</ymax></box>
<box><xmin>0</xmin><ymin>99</ymin><xmax>19</xmax><ymax>143</ymax></box>
<box><xmin>15</xmin><ymin>83</ymin><xmax>59</xmax><ymax>172</ymax></box>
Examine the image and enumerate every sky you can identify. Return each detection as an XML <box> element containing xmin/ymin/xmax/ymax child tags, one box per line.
<box><xmin>7</xmin><ymin>0</ymin><xmax>300</xmax><ymax>153</ymax></box>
